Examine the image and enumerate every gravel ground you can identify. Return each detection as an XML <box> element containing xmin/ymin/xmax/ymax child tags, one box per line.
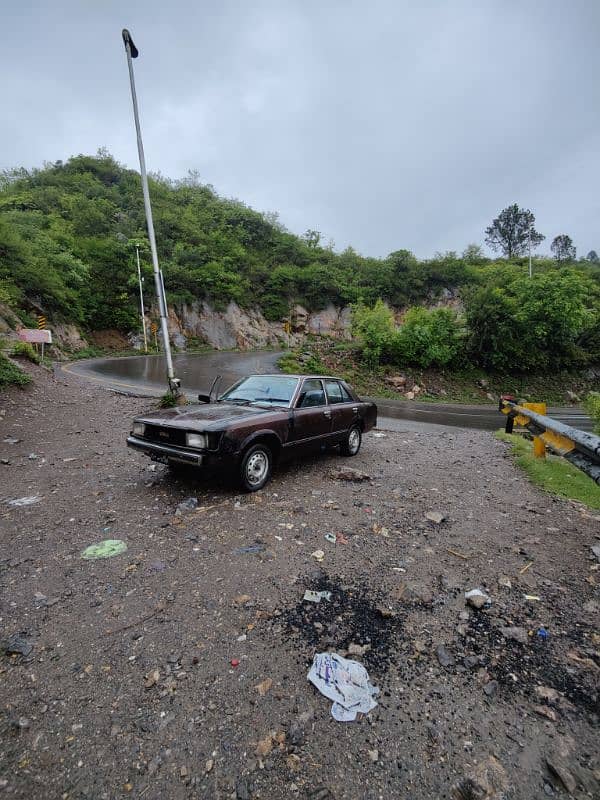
<box><xmin>1</xmin><ymin>363</ymin><xmax>599</xmax><ymax>800</ymax></box>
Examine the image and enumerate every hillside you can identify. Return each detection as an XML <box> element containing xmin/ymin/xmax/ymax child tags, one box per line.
<box><xmin>1</xmin><ymin>151</ymin><xmax>599</xmax><ymax>376</ymax></box>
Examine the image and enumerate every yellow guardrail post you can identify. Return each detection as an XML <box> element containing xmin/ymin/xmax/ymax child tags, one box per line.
<box><xmin>499</xmin><ymin>396</ymin><xmax>600</xmax><ymax>485</ymax></box>
<box><xmin>522</xmin><ymin>403</ymin><xmax>547</xmax><ymax>458</ymax></box>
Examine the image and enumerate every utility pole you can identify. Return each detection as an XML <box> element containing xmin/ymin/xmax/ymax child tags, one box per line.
<box><xmin>528</xmin><ymin>225</ymin><xmax>532</xmax><ymax>278</ymax></box>
<box><xmin>122</xmin><ymin>29</ymin><xmax>180</xmax><ymax>394</ymax></box>
<box><xmin>135</xmin><ymin>245</ymin><xmax>148</xmax><ymax>353</ymax></box>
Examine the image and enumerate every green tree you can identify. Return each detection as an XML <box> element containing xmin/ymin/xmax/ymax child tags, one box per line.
<box><xmin>485</xmin><ymin>204</ymin><xmax>544</xmax><ymax>258</ymax></box>
<box><xmin>551</xmin><ymin>234</ymin><xmax>576</xmax><ymax>263</ymax></box>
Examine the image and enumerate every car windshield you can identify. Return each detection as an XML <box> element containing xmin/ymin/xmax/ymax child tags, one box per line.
<box><xmin>219</xmin><ymin>376</ymin><xmax>299</xmax><ymax>407</ymax></box>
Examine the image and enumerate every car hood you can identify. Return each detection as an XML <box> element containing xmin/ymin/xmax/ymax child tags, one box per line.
<box><xmin>135</xmin><ymin>402</ymin><xmax>283</xmax><ymax>431</ymax></box>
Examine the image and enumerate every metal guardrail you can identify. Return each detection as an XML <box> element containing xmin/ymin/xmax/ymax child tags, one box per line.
<box><xmin>499</xmin><ymin>396</ymin><xmax>600</xmax><ymax>485</ymax></box>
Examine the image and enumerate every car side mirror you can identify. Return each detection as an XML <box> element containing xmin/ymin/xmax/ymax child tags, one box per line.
<box><xmin>197</xmin><ymin>393</ymin><xmax>211</xmax><ymax>403</ymax></box>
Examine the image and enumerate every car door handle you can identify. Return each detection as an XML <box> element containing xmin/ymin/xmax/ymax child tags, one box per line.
<box><xmin>323</xmin><ymin>410</ymin><xmax>332</xmax><ymax>418</ymax></box>
<box><xmin>352</xmin><ymin>407</ymin><xmax>358</xmax><ymax>414</ymax></box>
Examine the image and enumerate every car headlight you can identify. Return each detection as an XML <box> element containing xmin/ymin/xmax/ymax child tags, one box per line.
<box><xmin>186</xmin><ymin>432</ymin><xmax>207</xmax><ymax>449</ymax></box>
<box><xmin>133</xmin><ymin>422</ymin><xmax>145</xmax><ymax>436</ymax></box>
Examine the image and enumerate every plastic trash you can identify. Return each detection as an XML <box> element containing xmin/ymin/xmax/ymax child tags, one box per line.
<box><xmin>307</xmin><ymin>652</ymin><xmax>379</xmax><ymax>722</ymax></box>
<box><xmin>6</xmin><ymin>495</ymin><xmax>42</xmax><ymax>507</ymax></box>
<box><xmin>303</xmin><ymin>590</ymin><xmax>332</xmax><ymax>603</ymax></box>
<box><xmin>81</xmin><ymin>539</ymin><xmax>127</xmax><ymax>559</ymax></box>
<box><xmin>536</xmin><ymin>627</ymin><xmax>549</xmax><ymax>640</ymax></box>
<box><xmin>324</xmin><ymin>533</ymin><xmax>337</xmax><ymax>544</ymax></box>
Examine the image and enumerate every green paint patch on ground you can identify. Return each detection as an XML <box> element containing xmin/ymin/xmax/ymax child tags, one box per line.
<box><xmin>495</xmin><ymin>431</ymin><xmax>600</xmax><ymax>510</ymax></box>
<box><xmin>81</xmin><ymin>539</ymin><xmax>128</xmax><ymax>559</ymax></box>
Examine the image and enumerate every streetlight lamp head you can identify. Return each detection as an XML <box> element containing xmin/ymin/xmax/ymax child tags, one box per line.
<box><xmin>122</xmin><ymin>29</ymin><xmax>139</xmax><ymax>58</ymax></box>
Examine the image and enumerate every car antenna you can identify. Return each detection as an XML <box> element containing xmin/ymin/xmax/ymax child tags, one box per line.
<box><xmin>209</xmin><ymin>375</ymin><xmax>222</xmax><ymax>403</ymax></box>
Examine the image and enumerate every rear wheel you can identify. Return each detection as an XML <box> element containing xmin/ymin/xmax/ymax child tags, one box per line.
<box><xmin>341</xmin><ymin>425</ymin><xmax>362</xmax><ymax>456</ymax></box>
<box><xmin>239</xmin><ymin>443</ymin><xmax>273</xmax><ymax>492</ymax></box>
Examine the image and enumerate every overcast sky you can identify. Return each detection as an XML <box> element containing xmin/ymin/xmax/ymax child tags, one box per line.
<box><xmin>3</xmin><ymin>1</ymin><xmax>599</xmax><ymax>258</ymax></box>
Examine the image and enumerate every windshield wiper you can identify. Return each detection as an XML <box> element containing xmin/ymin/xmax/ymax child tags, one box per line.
<box><xmin>222</xmin><ymin>397</ymin><xmax>252</xmax><ymax>405</ymax></box>
<box><xmin>251</xmin><ymin>397</ymin><xmax>289</xmax><ymax>404</ymax></box>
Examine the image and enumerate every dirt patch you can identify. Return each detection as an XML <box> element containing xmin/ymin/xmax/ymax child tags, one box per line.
<box><xmin>1</xmin><ymin>361</ymin><xmax>599</xmax><ymax>799</ymax></box>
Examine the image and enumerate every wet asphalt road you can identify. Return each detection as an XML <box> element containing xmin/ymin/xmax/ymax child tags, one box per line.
<box><xmin>62</xmin><ymin>351</ymin><xmax>593</xmax><ymax>432</ymax></box>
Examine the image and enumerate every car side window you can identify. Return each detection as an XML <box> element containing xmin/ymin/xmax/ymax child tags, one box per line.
<box><xmin>339</xmin><ymin>383</ymin><xmax>353</xmax><ymax>401</ymax></box>
<box><xmin>324</xmin><ymin>380</ymin><xmax>344</xmax><ymax>404</ymax></box>
<box><xmin>296</xmin><ymin>379</ymin><xmax>326</xmax><ymax>408</ymax></box>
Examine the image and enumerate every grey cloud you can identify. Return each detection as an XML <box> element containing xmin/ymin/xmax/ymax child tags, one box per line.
<box><xmin>2</xmin><ymin>0</ymin><xmax>599</xmax><ymax>257</ymax></box>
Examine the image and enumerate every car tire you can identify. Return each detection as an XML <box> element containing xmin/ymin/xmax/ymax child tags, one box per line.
<box><xmin>239</xmin><ymin>443</ymin><xmax>273</xmax><ymax>492</ymax></box>
<box><xmin>340</xmin><ymin>425</ymin><xmax>362</xmax><ymax>457</ymax></box>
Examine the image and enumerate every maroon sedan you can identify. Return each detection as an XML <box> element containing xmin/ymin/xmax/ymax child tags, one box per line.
<box><xmin>127</xmin><ymin>374</ymin><xmax>377</xmax><ymax>491</ymax></box>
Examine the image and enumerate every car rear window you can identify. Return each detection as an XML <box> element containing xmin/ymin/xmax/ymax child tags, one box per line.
<box><xmin>325</xmin><ymin>380</ymin><xmax>345</xmax><ymax>404</ymax></box>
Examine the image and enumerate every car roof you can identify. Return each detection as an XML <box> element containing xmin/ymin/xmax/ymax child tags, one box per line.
<box><xmin>249</xmin><ymin>374</ymin><xmax>348</xmax><ymax>381</ymax></box>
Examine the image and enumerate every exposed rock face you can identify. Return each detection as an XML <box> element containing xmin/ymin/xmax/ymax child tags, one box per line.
<box><xmin>55</xmin><ymin>324</ymin><xmax>89</xmax><ymax>351</ymax></box>
<box><xmin>158</xmin><ymin>301</ymin><xmax>352</xmax><ymax>351</ymax></box>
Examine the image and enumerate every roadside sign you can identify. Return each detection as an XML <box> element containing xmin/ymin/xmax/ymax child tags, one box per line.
<box><xmin>18</xmin><ymin>329</ymin><xmax>52</xmax><ymax>344</ymax></box>
<box><xmin>38</xmin><ymin>315</ymin><xmax>46</xmax><ymax>329</ymax></box>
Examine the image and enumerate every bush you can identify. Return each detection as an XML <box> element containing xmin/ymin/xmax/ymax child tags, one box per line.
<box><xmin>352</xmin><ymin>300</ymin><xmax>395</xmax><ymax>366</ymax></box>
<box><xmin>10</xmin><ymin>340</ymin><xmax>40</xmax><ymax>364</ymax></box>
<box><xmin>391</xmin><ymin>307</ymin><xmax>465</xmax><ymax>368</ymax></box>
<box><xmin>0</xmin><ymin>352</ymin><xmax>31</xmax><ymax>388</ymax></box>
<box><xmin>584</xmin><ymin>392</ymin><xmax>600</xmax><ymax>435</ymax></box>
<box><xmin>158</xmin><ymin>391</ymin><xmax>181</xmax><ymax>409</ymax></box>
<box><xmin>466</xmin><ymin>270</ymin><xmax>595</xmax><ymax>372</ymax></box>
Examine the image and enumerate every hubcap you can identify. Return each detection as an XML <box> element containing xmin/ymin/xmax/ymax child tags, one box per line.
<box><xmin>348</xmin><ymin>428</ymin><xmax>360</xmax><ymax>453</ymax></box>
<box><xmin>246</xmin><ymin>451</ymin><xmax>268</xmax><ymax>485</ymax></box>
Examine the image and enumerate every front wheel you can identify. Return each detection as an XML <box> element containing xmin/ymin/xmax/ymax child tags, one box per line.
<box><xmin>340</xmin><ymin>425</ymin><xmax>362</xmax><ymax>456</ymax></box>
<box><xmin>239</xmin><ymin>443</ymin><xmax>273</xmax><ymax>492</ymax></box>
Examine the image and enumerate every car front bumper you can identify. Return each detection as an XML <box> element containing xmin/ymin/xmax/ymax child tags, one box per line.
<box><xmin>127</xmin><ymin>435</ymin><xmax>204</xmax><ymax>466</ymax></box>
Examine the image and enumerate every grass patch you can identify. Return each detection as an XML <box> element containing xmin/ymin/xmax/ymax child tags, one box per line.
<box><xmin>10</xmin><ymin>341</ymin><xmax>40</xmax><ymax>364</ymax></box>
<box><xmin>0</xmin><ymin>353</ymin><xmax>32</xmax><ymax>389</ymax></box>
<box><xmin>495</xmin><ymin>431</ymin><xmax>600</xmax><ymax>510</ymax></box>
<box><xmin>584</xmin><ymin>392</ymin><xmax>600</xmax><ymax>435</ymax></box>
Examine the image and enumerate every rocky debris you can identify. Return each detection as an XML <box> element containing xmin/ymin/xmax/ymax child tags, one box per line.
<box><xmin>347</xmin><ymin>642</ymin><xmax>370</xmax><ymax>657</ymax></box>
<box><xmin>465</xmin><ymin>588</ymin><xmax>491</xmax><ymax>609</ymax></box>
<box><xmin>332</xmin><ymin>466</ymin><xmax>371</xmax><ymax>482</ymax></box>
<box><xmin>534</xmin><ymin>686</ymin><xmax>560</xmax><ymax>704</ymax></box>
<box><xmin>451</xmin><ymin>755</ymin><xmax>508</xmax><ymax>800</ymax></box>
<box><xmin>3</xmin><ymin>633</ymin><xmax>33</xmax><ymax>657</ymax></box>
<box><xmin>497</xmin><ymin>575</ymin><xmax>512</xmax><ymax>589</ymax></box>
<box><xmin>591</xmin><ymin>544</ymin><xmax>600</xmax><ymax>562</ymax></box>
<box><xmin>367</xmin><ymin>749</ymin><xmax>379</xmax><ymax>762</ymax></box>
<box><xmin>435</xmin><ymin>644</ymin><xmax>455</xmax><ymax>668</ymax></box>
<box><xmin>499</xmin><ymin>626</ymin><xmax>529</xmax><ymax>645</ymax></box>
<box><xmin>546</xmin><ymin>755</ymin><xmax>577</xmax><ymax>794</ymax></box>
<box><xmin>387</xmin><ymin>375</ymin><xmax>406</xmax><ymax>388</ymax></box>
<box><xmin>175</xmin><ymin>496</ymin><xmax>198</xmax><ymax>515</ymax></box>
<box><xmin>534</xmin><ymin>705</ymin><xmax>557</xmax><ymax>722</ymax></box>
<box><xmin>235</xmin><ymin>778</ymin><xmax>252</xmax><ymax>800</ymax></box>
<box><xmin>483</xmin><ymin>680</ymin><xmax>499</xmax><ymax>698</ymax></box>
<box><xmin>425</xmin><ymin>511</ymin><xmax>445</xmax><ymax>525</ymax></box>
<box><xmin>288</xmin><ymin>709</ymin><xmax>314</xmax><ymax>747</ymax></box>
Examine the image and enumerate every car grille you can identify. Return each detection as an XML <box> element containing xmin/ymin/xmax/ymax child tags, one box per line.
<box><xmin>143</xmin><ymin>425</ymin><xmax>187</xmax><ymax>447</ymax></box>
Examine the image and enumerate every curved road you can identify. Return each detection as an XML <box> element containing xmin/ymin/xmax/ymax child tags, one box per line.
<box><xmin>63</xmin><ymin>352</ymin><xmax>593</xmax><ymax>433</ymax></box>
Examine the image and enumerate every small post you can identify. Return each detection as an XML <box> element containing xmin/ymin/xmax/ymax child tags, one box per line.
<box><xmin>135</xmin><ymin>245</ymin><xmax>148</xmax><ymax>353</ymax></box>
<box><xmin>533</xmin><ymin>436</ymin><xmax>546</xmax><ymax>458</ymax></box>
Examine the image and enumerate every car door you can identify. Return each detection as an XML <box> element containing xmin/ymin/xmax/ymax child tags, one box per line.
<box><xmin>324</xmin><ymin>379</ymin><xmax>359</xmax><ymax>442</ymax></box>
<box><xmin>289</xmin><ymin>378</ymin><xmax>332</xmax><ymax>451</ymax></box>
